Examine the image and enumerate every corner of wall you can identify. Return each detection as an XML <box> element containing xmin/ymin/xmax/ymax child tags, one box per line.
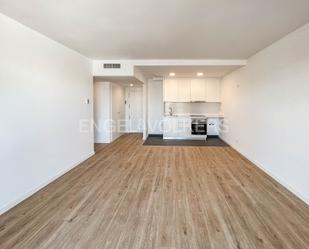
<box><xmin>0</xmin><ymin>151</ymin><xmax>95</xmax><ymax>215</ymax></box>
<box><xmin>218</xmin><ymin>136</ymin><xmax>309</xmax><ymax>206</ymax></box>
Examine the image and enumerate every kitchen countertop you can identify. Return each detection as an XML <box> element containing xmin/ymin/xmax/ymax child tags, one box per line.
<box><xmin>163</xmin><ymin>113</ymin><xmax>224</xmax><ymax>118</ymax></box>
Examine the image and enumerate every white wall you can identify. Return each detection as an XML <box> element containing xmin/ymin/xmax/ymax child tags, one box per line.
<box><xmin>94</xmin><ymin>82</ymin><xmax>111</xmax><ymax>143</ymax></box>
<box><xmin>148</xmin><ymin>80</ymin><xmax>163</xmax><ymax>134</ymax></box>
<box><xmin>221</xmin><ymin>23</ymin><xmax>309</xmax><ymax>204</ymax></box>
<box><xmin>143</xmin><ymin>82</ymin><xmax>148</xmax><ymax>139</ymax></box>
<box><xmin>0</xmin><ymin>14</ymin><xmax>94</xmax><ymax>214</ymax></box>
<box><xmin>93</xmin><ymin>60</ymin><xmax>134</xmax><ymax>76</ymax></box>
<box><xmin>147</xmin><ymin>79</ymin><xmax>222</xmax><ymax>135</ymax></box>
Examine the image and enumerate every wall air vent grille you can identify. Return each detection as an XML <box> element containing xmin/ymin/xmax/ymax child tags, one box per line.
<box><xmin>103</xmin><ymin>63</ymin><xmax>121</xmax><ymax>69</ymax></box>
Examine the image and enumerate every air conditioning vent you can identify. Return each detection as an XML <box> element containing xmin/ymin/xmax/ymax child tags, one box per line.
<box><xmin>103</xmin><ymin>63</ymin><xmax>121</xmax><ymax>69</ymax></box>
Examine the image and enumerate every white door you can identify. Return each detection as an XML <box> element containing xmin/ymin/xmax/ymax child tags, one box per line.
<box><xmin>111</xmin><ymin>83</ymin><xmax>125</xmax><ymax>141</ymax></box>
<box><xmin>126</xmin><ymin>87</ymin><xmax>143</xmax><ymax>132</ymax></box>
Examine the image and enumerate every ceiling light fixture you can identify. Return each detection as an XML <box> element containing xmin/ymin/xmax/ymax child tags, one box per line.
<box><xmin>169</xmin><ymin>72</ymin><xmax>176</xmax><ymax>77</ymax></box>
<box><xmin>197</xmin><ymin>72</ymin><xmax>204</xmax><ymax>76</ymax></box>
<box><xmin>130</xmin><ymin>83</ymin><xmax>134</xmax><ymax>87</ymax></box>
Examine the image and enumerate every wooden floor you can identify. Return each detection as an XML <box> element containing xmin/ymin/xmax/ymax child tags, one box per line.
<box><xmin>0</xmin><ymin>134</ymin><xmax>309</xmax><ymax>249</ymax></box>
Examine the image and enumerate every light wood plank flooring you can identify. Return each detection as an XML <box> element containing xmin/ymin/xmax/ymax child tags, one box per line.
<box><xmin>0</xmin><ymin>134</ymin><xmax>308</xmax><ymax>249</ymax></box>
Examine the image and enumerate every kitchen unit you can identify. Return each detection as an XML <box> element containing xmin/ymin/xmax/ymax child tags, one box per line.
<box><xmin>163</xmin><ymin>77</ymin><xmax>222</xmax><ymax>140</ymax></box>
<box><xmin>163</xmin><ymin>115</ymin><xmax>209</xmax><ymax>140</ymax></box>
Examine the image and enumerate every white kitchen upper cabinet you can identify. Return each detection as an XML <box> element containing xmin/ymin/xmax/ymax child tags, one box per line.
<box><xmin>177</xmin><ymin>78</ymin><xmax>191</xmax><ymax>102</ymax></box>
<box><xmin>190</xmin><ymin>79</ymin><xmax>206</xmax><ymax>102</ymax></box>
<box><xmin>164</xmin><ymin>77</ymin><xmax>221</xmax><ymax>103</ymax></box>
<box><xmin>163</xmin><ymin>78</ymin><xmax>178</xmax><ymax>102</ymax></box>
<box><xmin>206</xmin><ymin>78</ymin><xmax>221</xmax><ymax>102</ymax></box>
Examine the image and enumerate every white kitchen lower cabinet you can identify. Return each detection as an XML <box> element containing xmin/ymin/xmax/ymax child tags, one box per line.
<box><xmin>163</xmin><ymin>116</ymin><xmax>223</xmax><ymax>139</ymax></box>
<box><xmin>163</xmin><ymin>117</ymin><xmax>177</xmax><ymax>138</ymax></box>
<box><xmin>176</xmin><ymin>117</ymin><xmax>191</xmax><ymax>138</ymax></box>
<box><xmin>163</xmin><ymin>117</ymin><xmax>191</xmax><ymax>139</ymax></box>
<box><xmin>207</xmin><ymin>118</ymin><xmax>220</xmax><ymax>136</ymax></box>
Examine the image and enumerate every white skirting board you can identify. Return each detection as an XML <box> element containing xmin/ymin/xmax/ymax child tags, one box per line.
<box><xmin>220</xmin><ymin>137</ymin><xmax>309</xmax><ymax>205</ymax></box>
<box><xmin>0</xmin><ymin>151</ymin><xmax>95</xmax><ymax>215</ymax></box>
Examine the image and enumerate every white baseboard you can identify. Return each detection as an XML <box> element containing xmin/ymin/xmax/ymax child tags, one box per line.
<box><xmin>0</xmin><ymin>151</ymin><xmax>95</xmax><ymax>215</ymax></box>
<box><xmin>220</xmin><ymin>136</ymin><xmax>309</xmax><ymax>205</ymax></box>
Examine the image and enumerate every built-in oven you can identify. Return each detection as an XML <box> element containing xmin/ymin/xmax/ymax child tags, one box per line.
<box><xmin>191</xmin><ymin>118</ymin><xmax>207</xmax><ymax>135</ymax></box>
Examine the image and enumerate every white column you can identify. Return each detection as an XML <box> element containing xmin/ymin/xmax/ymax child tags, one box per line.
<box><xmin>142</xmin><ymin>81</ymin><xmax>148</xmax><ymax>140</ymax></box>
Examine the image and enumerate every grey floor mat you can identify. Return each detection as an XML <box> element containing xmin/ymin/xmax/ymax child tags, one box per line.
<box><xmin>143</xmin><ymin>135</ymin><xmax>229</xmax><ymax>147</ymax></box>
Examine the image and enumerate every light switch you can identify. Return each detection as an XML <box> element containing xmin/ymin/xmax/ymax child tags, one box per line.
<box><xmin>85</xmin><ymin>98</ymin><xmax>90</xmax><ymax>104</ymax></box>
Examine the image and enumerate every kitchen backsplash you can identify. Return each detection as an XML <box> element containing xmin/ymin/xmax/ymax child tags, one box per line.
<box><xmin>164</xmin><ymin>102</ymin><xmax>221</xmax><ymax>115</ymax></box>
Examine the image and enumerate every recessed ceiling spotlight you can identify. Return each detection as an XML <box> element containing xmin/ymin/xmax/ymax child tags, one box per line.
<box><xmin>169</xmin><ymin>72</ymin><xmax>176</xmax><ymax>77</ymax></box>
<box><xmin>197</xmin><ymin>72</ymin><xmax>204</xmax><ymax>76</ymax></box>
<box><xmin>130</xmin><ymin>83</ymin><xmax>134</xmax><ymax>87</ymax></box>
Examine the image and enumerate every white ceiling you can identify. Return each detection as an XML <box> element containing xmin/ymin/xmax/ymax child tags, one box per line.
<box><xmin>136</xmin><ymin>65</ymin><xmax>242</xmax><ymax>78</ymax></box>
<box><xmin>1</xmin><ymin>0</ymin><xmax>309</xmax><ymax>60</ymax></box>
